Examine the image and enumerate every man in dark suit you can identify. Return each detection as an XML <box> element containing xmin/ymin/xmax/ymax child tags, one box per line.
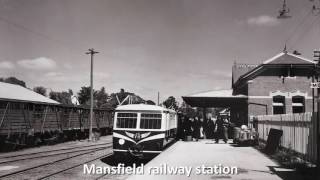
<box><xmin>192</xmin><ymin>117</ymin><xmax>200</xmax><ymax>141</ymax></box>
<box><xmin>215</xmin><ymin>116</ymin><xmax>229</xmax><ymax>143</ymax></box>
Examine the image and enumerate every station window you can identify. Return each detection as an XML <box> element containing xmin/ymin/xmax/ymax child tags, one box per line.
<box><xmin>140</xmin><ymin>113</ymin><xmax>162</xmax><ymax>129</ymax></box>
<box><xmin>273</xmin><ymin>95</ymin><xmax>285</xmax><ymax>114</ymax></box>
<box><xmin>116</xmin><ymin>113</ymin><xmax>137</xmax><ymax>128</ymax></box>
<box><xmin>292</xmin><ymin>96</ymin><xmax>305</xmax><ymax>113</ymax></box>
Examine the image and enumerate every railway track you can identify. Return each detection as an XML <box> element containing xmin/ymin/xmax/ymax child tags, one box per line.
<box><xmin>94</xmin><ymin>172</ymin><xmax>110</xmax><ymax>180</ymax></box>
<box><xmin>0</xmin><ymin>142</ymin><xmax>112</xmax><ymax>164</ymax></box>
<box><xmin>0</xmin><ymin>142</ymin><xmax>112</xmax><ymax>159</ymax></box>
<box><xmin>0</xmin><ymin>145</ymin><xmax>113</xmax><ymax>179</ymax></box>
<box><xmin>38</xmin><ymin>152</ymin><xmax>113</xmax><ymax>180</ymax></box>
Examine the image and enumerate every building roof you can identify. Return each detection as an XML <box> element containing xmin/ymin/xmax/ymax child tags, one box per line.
<box><xmin>116</xmin><ymin>104</ymin><xmax>175</xmax><ymax>112</ymax></box>
<box><xmin>182</xmin><ymin>89</ymin><xmax>247</xmax><ymax>107</ymax></box>
<box><xmin>184</xmin><ymin>89</ymin><xmax>246</xmax><ymax>98</ymax></box>
<box><xmin>0</xmin><ymin>82</ymin><xmax>59</xmax><ymax>104</ymax></box>
<box><xmin>263</xmin><ymin>52</ymin><xmax>315</xmax><ymax>65</ymax></box>
<box><xmin>232</xmin><ymin>63</ymin><xmax>258</xmax><ymax>86</ymax></box>
<box><xmin>233</xmin><ymin>52</ymin><xmax>316</xmax><ymax>87</ymax></box>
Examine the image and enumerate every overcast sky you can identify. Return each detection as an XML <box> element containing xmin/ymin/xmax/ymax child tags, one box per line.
<box><xmin>0</xmin><ymin>0</ymin><xmax>319</xmax><ymax>103</ymax></box>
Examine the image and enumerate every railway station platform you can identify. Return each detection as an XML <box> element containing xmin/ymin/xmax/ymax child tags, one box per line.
<box><xmin>127</xmin><ymin>140</ymin><xmax>284</xmax><ymax>180</ymax></box>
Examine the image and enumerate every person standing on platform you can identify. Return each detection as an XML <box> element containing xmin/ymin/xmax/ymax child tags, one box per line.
<box><xmin>200</xmin><ymin>118</ymin><xmax>205</xmax><ymax>139</ymax></box>
<box><xmin>177</xmin><ymin>114</ymin><xmax>185</xmax><ymax>140</ymax></box>
<box><xmin>184</xmin><ymin>116</ymin><xmax>192</xmax><ymax>138</ymax></box>
<box><xmin>207</xmin><ymin>118</ymin><xmax>215</xmax><ymax>139</ymax></box>
<box><xmin>222</xmin><ymin>117</ymin><xmax>230</xmax><ymax>142</ymax></box>
<box><xmin>192</xmin><ymin>117</ymin><xmax>200</xmax><ymax>141</ymax></box>
<box><xmin>215</xmin><ymin>116</ymin><xmax>229</xmax><ymax>143</ymax></box>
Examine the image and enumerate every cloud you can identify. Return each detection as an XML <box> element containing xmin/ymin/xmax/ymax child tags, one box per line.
<box><xmin>63</xmin><ymin>63</ymin><xmax>73</xmax><ymax>69</ymax></box>
<box><xmin>17</xmin><ymin>57</ymin><xmax>57</xmax><ymax>70</ymax></box>
<box><xmin>188</xmin><ymin>70</ymin><xmax>231</xmax><ymax>80</ymax></box>
<box><xmin>0</xmin><ymin>61</ymin><xmax>15</xmax><ymax>69</ymax></box>
<box><xmin>211</xmin><ymin>70</ymin><xmax>232</xmax><ymax>78</ymax></box>
<box><xmin>94</xmin><ymin>72</ymin><xmax>109</xmax><ymax>79</ymax></box>
<box><xmin>247</xmin><ymin>15</ymin><xmax>280</xmax><ymax>26</ymax></box>
<box><xmin>45</xmin><ymin>72</ymin><xmax>63</xmax><ymax>77</ymax></box>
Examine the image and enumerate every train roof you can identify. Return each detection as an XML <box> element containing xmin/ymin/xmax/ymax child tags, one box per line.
<box><xmin>115</xmin><ymin>104</ymin><xmax>176</xmax><ymax>113</ymax></box>
<box><xmin>0</xmin><ymin>82</ymin><xmax>60</xmax><ymax>105</ymax></box>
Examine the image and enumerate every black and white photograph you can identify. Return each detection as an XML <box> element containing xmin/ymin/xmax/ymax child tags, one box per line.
<box><xmin>0</xmin><ymin>0</ymin><xmax>319</xmax><ymax>179</ymax></box>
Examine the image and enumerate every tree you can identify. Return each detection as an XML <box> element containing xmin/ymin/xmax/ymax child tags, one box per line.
<box><xmin>77</xmin><ymin>86</ymin><xmax>93</xmax><ymax>105</ymax></box>
<box><xmin>146</xmin><ymin>100</ymin><xmax>156</xmax><ymax>105</ymax></box>
<box><xmin>0</xmin><ymin>76</ymin><xmax>26</xmax><ymax>87</ymax></box>
<box><xmin>49</xmin><ymin>91</ymin><xmax>73</xmax><ymax>105</ymax></box>
<box><xmin>117</xmin><ymin>88</ymin><xmax>127</xmax><ymax>103</ymax></box>
<box><xmin>49</xmin><ymin>91</ymin><xmax>58</xmax><ymax>101</ymax></box>
<box><xmin>103</xmin><ymin>89</ymin><xmax>145</xmax><ymax>109</ymax></box>
<box><xmin>68</xmin><ymin>89</ymin><xmax>73</xmax><ymax>95</ymax></box>
<box><xmin>163</xmin><ymin>96</ymin><xmax>178</xmax><ymax>110</ymax></box>
<box><xmin>33</xmin><ymin>86</ymin><xmax>47</xmax><ymax>96</ymax></box>
<box><xmin>95</xmin><ymin>87</ymin><xmax>108</xmax><ymax>107</ymax></box>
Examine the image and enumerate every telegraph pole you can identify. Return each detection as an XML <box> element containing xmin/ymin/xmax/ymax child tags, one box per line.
<box><xmin>86</xmin><ymin>48</ymin><xmax>99</xmax><ymax>141</ymax></box>
<box><xmin>314</xmin><ymin>49</ymin><xmax>320</xmax><ymax>170</ymax></box>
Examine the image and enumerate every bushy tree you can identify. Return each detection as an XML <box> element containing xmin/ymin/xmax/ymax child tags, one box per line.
<box><xmin>103</xmin><ymin>89</ymin><xmax>145</xmax><ymax>108</ymax></box>
<box><xmin>95</xmin><ymin>87</ymin><xmax>108</xmax><ymax>107</ymax></box>
<box><xmin>49</xmin><ymin>91</ymin><xmax>72</xmax><ymax>105</ymax></box>
<box><xmin>163</xmin><ymin>96</ymin><xmax>178</xmax><ymax>110</ymax></box>
<box><xmin>33</xmin><ymin>86</ymin><xmax>47</xmax><ymax>96</ymax></box>
<box><xmin>145</xmin><ymin>100</ymin><xmax>156</xmax><ymax>105</ymax></box>
<box><xmin>0</xmin><ymin>76</ymin><xmax>26</xmax><ymax>87</ymax></box>
<box><xmin>77</xmin><ymin>86</ymin><xmax>93</xmax><ymax>105</ymax></box>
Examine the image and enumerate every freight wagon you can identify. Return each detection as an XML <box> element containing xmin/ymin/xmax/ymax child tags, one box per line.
<box><xmin>0</xmin><ymin>82</ymin><xmax>113</xmax><ymax>151</ymax></box>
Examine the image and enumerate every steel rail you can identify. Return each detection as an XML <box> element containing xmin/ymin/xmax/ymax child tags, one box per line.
<box><xmin>0</xmin><ymin>143</ymin><xmax>112</xmax><ymax>164</ymax></box>
<box><xmin>0</xmin><ymin>142</ymin><xmax>112</xmax><ymax>160</ymax></box>
<box><xmin>0</xmin><ymin>145</ymin><xmax>111</xmax><ymax>179</ymax></box>
<box><xmin>38</xmin><ymin>152</ymin><xmax>113</xmax><ymax>180</ymax></box>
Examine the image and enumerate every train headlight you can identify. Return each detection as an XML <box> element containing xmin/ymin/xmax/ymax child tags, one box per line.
<box><xmin>118</xmin><ymin>139</ymin><xmax>125</xmax><ymax>145</ymax></box>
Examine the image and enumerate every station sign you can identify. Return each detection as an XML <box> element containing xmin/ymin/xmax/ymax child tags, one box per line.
<box><xmin>310</xmin><ymin>82</ymin><xmax>320</xmax><ymax>88</ymax></box>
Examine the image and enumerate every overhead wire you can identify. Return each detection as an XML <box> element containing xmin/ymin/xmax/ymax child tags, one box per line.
<box><xmin>285</xmin><ymin>8</ymin><xmax>313</xmax><ymax>48</ymax></box>
<box><xmin>284</xmin><ymin>0</ymin><xmax>320</xmax><ymax>52</ymax></box>
<box><xmin>0</xmin><ymin>15</ymin><xmax>87</xmax><ymax>58</ymax></box>
<box><xmin>289</xmin><ymin>12</ymin><xmax>320</xmax><ymax>52</ymax></box>
<box><xmin>271</xmin><ymin>2</ymin><xmax>312</xmax><ymax>56</ymax></box>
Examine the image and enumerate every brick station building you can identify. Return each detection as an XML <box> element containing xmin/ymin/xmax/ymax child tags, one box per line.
<box><xmin>182</xmin><ymin>50</ymin><xmax>318</xmax><ymax>126</ymax></box>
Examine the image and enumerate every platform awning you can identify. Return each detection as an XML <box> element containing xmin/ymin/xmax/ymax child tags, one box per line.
<box><xmin>182</xmin><ymin>89</ymin><xmax>247</xmax><ymax>107</ymax></box>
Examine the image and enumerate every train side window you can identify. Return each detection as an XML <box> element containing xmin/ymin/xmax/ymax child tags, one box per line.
<box><xmin>140</xmin><ymin>113</ymin><xmax>162</xmax><ymax>129</ymax></box>
<box><xmin>116</xmin><ymin>113</ymin><xmax>137</xmax><ymax>128</ymax></box>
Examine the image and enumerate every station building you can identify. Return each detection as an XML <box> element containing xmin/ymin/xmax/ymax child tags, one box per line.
<box><xmin>182</xmin><ymin>50</ymin><xmax>318</xmax><ymax>126</ymax></box>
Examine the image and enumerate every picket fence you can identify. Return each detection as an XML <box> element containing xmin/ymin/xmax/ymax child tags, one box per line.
<box><xmin>251</xmin><ymin>112</ymin><xmax>317</xmax><ymax>163</ymax></box>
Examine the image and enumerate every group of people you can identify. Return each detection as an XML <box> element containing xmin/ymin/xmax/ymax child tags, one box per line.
<box><xmin>181</xmin><ymin>116</ymin><xmax>231</xmax><ymax>143</ymax></box>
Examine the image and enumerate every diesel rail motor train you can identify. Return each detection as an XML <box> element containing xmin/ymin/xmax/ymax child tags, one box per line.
<box><xmin>112</xmin><ymin>104</ymin><xmax>177</xmax><ymax>159</ymax></box>
<box><xmin>0</xmin><ymin>100</ymin><xmax>113</xmax><ymax>151</ymax></box>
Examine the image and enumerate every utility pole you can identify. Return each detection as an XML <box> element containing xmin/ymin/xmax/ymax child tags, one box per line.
<box><xmin>157</xmin><ymin>92</ymin><xmax>160</xmax><ymax>106</ymax></box>
<box><xmin>86</xmin><ymin>48</ymin><xmax>99</xmax><ymax>141</ymax></box>
<box><xmin>314</xmin><ymin>50</ymin><xmax>320</xmax><ymax>170</ymax></box>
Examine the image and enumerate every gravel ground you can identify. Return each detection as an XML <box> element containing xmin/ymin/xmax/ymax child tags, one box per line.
<box><xmin>0</xmin><ymin>136</ymin><xmax>120</xmax><ymax>180</ymax></box>
<box><xmin>0</xmin><ymin>136</ymin><xmax>112</xmax><ymax>158</ymax></box>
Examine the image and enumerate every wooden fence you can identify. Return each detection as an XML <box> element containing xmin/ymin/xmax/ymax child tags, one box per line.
<box><xmin>250</xmin><ymin>112</ymin><xmax>317</xmax><ymax>163</ymax></box>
